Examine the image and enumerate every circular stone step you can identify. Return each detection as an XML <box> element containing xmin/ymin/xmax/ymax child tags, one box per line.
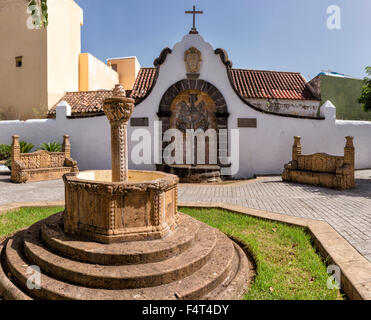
<box><xmin>3</xmin><ymin>226</ymin><xmax>244</xmax><ymax>300</ymax></box>
<box><xmin>22</xmin><ymin>219</ymin><xmax>217</xmax><ymax>289</ymax></box>
<box><xmin>41</xmin><ymin>213</ymin><xmax>201</xmax><ymax>265</ymax></box>
<box><xmin>205</xmin><ymin>242</ymin><xmax>253</xmax><ymax>300</ymax></box>
<box><xmin>0</xmin><ymin>243</ymin><xmax>32</xmax><ymax>301</ymax></box>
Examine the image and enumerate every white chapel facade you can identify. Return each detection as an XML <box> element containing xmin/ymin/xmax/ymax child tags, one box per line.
<box><xmin>1</xmin><ymin>2</ymin><xmax>371</xmax><ymax>178</ymax></box>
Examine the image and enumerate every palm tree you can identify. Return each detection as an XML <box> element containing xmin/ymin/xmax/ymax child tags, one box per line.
<box><xmin>39</xmin><ymin>142</ymin><xmax>62</xmax><ymax>152</ymax></box>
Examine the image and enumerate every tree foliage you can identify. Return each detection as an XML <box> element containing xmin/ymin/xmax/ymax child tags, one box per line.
<box><xmin>39</xmin><ymin>142</ymin><xmax>62</xmax><ymax>152</ymax></box>
<box><xmin>28</xmin><ymin>0</ymin><xmax>48</xmax><ymax>28</ymax></box>
<box><xmin>358</xmin><ymin>66</ymin><xmax>371</xmax><ymax>112</ymax></box>
<box><xmin>0</xmin><ymin>144</ymin><xmax>11</xmax><ymax>160</ymax></box>
<box><xmin>20</xmin><ymin>141</ymin><xmax>35</xmax><ymax>153</ymax></box>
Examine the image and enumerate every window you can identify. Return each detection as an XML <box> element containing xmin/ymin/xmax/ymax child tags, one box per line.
<box><xmin>15</xmin><ymin>56</ymin><xmax>23</xmax><ymax>68</ymax></box>
<box><xmin>111</xmin><ymin>63</ymin><xmax>118</xmax><ymax>72</ymax></box>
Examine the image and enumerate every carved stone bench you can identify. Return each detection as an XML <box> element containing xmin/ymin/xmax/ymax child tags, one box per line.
<box><xmin>11</xmin><ymin>135</ymin><xmax>78</xmax><ymax>183</ymax></box>
<box><xmin>282</xmin><ymin>136</ymin><xmax>355</xmax><ymax>190</ymax></box>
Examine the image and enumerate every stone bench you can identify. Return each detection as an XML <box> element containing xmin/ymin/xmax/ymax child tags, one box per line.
<box><xmin>282</xmin><ymin>136</ymin><xmax>355</xmax><ymax>190</ymax></box>
<box><xmin>11</xmin><ymin>135</ymin><xmax>78</xmax><ymax>183</ymax></box>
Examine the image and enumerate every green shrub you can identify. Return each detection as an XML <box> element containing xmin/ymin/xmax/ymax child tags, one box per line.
<box><xmin>0</xmin><ymin>142</ymin><xmax>34</xmax><ymax>158</ymax></box>
<box><xmin>0</xmin><ymin>144</ymin><xmax>11</xmax><ymax>160</ymax></box>
<box><xmin>20</xmin><ymin>141</ymin><xmax>34</xmax><ymax>153</ymax></box>
<box><xmin>39</xmin><ymin>142</ymin><xmax>62</xmax><ymax>152</ymax></box>
<box><xmin>2</xmin><ymin>141</ymin><xmax>34</xmax><ymax>170</ymax></box>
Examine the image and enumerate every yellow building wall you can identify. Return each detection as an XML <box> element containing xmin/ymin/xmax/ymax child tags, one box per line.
<box><xmin>0</xmin><ymin>0</ymin><xmax>83</xmax><ymax>120</ymax></box>
<box><xmin>79</xmin><ymin>53</ymin><xmax>119</xmax><ymax>91</ymax></box>
<box><xmin>0</xmin><ymin>0</ymin><xmax>128</xmax><ymax>120</ymax></box>
<box><xmin>0</xmin><ymin>0</ymin><xmax>48</xmax><ymax>120</ymax></box>
<box><xmin>107</xmin><ymin>57</ymin><xmax>141</xmax><ymax>90</ymax></box>
<box><xmin>47</xmin><ymin>0</ymin><xmax>83</xmax><ymax>109</ymax></box>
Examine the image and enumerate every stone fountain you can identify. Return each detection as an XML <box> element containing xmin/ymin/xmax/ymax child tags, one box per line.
<box><xmin>0</xmin><ymin>85</ymin><xmax>250</xmax><ymax>300</ymax></box>
<box><xmin>63</xmin><ymin>85</ymin><xmax>179</xmax><ymax>243</ymax></box>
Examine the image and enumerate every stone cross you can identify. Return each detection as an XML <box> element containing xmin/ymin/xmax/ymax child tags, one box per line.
<box><xmin>103</xmin><ymin>84</ymin><xmax>135</xmax><ymax>182</ymax></box>
<box><xmin>185</xmin><ymin>5</ymin><xmax>203</xmax><ymax>34</ymax></box>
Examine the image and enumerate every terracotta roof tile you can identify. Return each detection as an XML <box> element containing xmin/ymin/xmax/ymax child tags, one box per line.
<box><xmin>48</xmin><ymin>67</ymin><xmax>318</xmax><ymax>118</ymax></box>
<box><xmin>48</xmin><ymin>68</ymin><xmax>158</xmax><ymax>118</ymax></box>
<box><xmin>230</xmin><ymin>69</ymin><xmax>317</xmax><ymax>101</ymax></box>
<box><xmin>47</xmin><ymin>90</ymin><xmax>114</xmax><ymax>117</ymax></box>
<box><xmin>129</xmin><ymin>68</ymin><xmax>157</xmax><ymax>100</ymax></box>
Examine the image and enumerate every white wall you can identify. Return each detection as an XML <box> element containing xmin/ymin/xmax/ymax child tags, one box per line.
<box><xmin>0</xmin><ymin>103</ymin><xmax>111</xmax><ymax>170</ymax></box>
<box><xmin>233</xmin><ymin>102</ymin><xmax>371</xmax><ymax>178</ymax></box>
<box><xmin>0</xmin><ymin>34</ymin><xmax>370</xmax><ymax>177</ymax></box>
<box><xmin>0</xmin><ymin>100</ymin><xmax>370</xmax><ymax>176</ymax></box>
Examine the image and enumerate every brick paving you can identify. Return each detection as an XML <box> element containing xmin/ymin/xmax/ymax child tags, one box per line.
<box><xmin>178</xmin><ymin>170</ymin><xmax>371</xmax><ymax>262</ymax></box>
<box><xmin>1</xmin><ymin>167</ymin><xmax>370</xmax><ymax>262</ymax></box>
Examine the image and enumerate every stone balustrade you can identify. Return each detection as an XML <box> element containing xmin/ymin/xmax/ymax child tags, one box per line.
<box><xmin>11</xmin><ymin>135</ymin><xmax>78</xmax><ymax>183</ymax></box>
<box><xmin>282</xmin><ymin>136</ymin><xmax>355</xmax><ymax>190</ymax></box>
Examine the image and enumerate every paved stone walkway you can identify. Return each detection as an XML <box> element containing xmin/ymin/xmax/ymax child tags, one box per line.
<box><xmin>1</xmin><ymin>166</ymin><xmax>370</xmax><ymax>262</ymax></box>
<box><xmin>178</xmin><ymin>170</ymin><xmax>371</xmax><ymax>263</ymax></box>
<box><xmin>0</xmin><ymin>173</ymin><xmax>64</xmax><ymax>205</ymax></box>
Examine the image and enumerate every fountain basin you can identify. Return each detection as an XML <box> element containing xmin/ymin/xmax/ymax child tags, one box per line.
<box><xmin>63</xmin><ymin>170</ymin><xmax>179</xmax><ymax>243</ymax></box>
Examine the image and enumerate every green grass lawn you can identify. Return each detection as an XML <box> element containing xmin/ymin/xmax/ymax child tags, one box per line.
<box><xmin>181</xmin><ymin>207</ymin><xmax>344</xmax><ymax>300</ymax></box>
<box><xmin>0</xmin><ymin>206</ymin><xmax>344</xmax><ymax>300</ymax></box>
<box><xmin>0</xmin><ymin>206</ymin><xmax>63</xmax><ymax>243</ymax></box>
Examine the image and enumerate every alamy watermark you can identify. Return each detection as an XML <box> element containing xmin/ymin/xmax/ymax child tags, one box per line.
<box><xmin>130</xmin><ymin>122</ymin><xmax>240</xmax><ymax>176</ymax></box>
<box><xmin>26</xmin><ymin>265</ymin><xmax>41</xmax><ymax>290</ymax></box>
<box><xmin>327</xmin><ymin>265</ymin><xmax>341</xmax><ymax>290</ymax></box>
<box><xmin>327</xmin><ymin>5</ymin><xmax>342</xmax><ymax>30</ymax></box>
<box><xmin>26</xmin><ymin>5</ymin><xmax>40</xmax><ymax>30</ymax></box>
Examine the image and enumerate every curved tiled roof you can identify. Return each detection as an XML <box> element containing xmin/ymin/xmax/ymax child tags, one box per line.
<box><xmin>48</xmin><ymin>66</ymin><xmax>318</xmax><ymax>118</ymax></box>
<box><xmin>130</xmin><ymin>68</ymin><xmax>158</xmax><ymax>102</ymax></box>
<box><xmin>47</xmin><ymin>90</ymin><xmax>113</xmax><ymax>118</ymax></box>
<box><xmin>47</xmin><ymin>68</ymin><xmax>158</xmax><ymax>118</ymax></box>
<box><xmin>230</xmin><ymin>69</ymin><xmax>317</xmax><ymax>101</ymax></box>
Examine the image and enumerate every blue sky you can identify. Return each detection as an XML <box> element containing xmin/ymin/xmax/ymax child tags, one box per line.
<box><xmin>74</xmin><ymin>0</ymin><xmax>371</xmax><ymax>80</ymax></box>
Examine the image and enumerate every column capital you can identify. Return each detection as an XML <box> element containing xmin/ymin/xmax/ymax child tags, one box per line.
<box><xmin>103</xmin><ymin>84</ymin><xmax>135</xmax><ymax>125</ymax></box>
<box><xmin>12</xmin><ymin>135</ymin><xmax>20</xmax><ymax>143</ymax></box>
<box><xmin>293</xmin><ymin>136</ymin><xmax>301</xmax><ymax>146</ymax></box>
<box><xmin>345</xmin><ymin>136</ymin><xmax>354</xmax><ymax>148</ymax></box>
<box><xmin>103</xmin><ymin>98</ymin><xmax>135</xmax><ymax>125</ymax></box>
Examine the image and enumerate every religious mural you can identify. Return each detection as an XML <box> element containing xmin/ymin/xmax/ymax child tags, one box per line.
<box><xmin>170</xmin><ymin>90</ymin><xmax>218</xmax><ymax>165</ymax></box>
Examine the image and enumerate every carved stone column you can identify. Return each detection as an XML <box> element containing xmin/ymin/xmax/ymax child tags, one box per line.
<box><xmin>292</xmin><ymin>136</ymin><xmax>302</xmax><ymax>162</ymax></box>
<box><xmin>103</xmin><ymin>85</ymin><xmax>135</xmax><ymax>182</ymax></box>
<box><xmin>344</xmin><ymin>136</ymin><xmax>355</xmax><ymax>167</ymax></box>
<box><xmin>11</xmin><ymin>135</ymin><xmax>26</xmax><ymax>183</ymax></box>
<box><xmin>344</xmin><ymin>136</ymin><xmax>355</xmax><ymax>188</ymax></box>
<box><xmin>63</xmin><ymin>135</ymin><xmax>71</xmax><ymax>159</ymax></box>
<box><xmin>11</xmin><ymin>135</ymin><xmax>21</xmax><ymax>163</ymax></box>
